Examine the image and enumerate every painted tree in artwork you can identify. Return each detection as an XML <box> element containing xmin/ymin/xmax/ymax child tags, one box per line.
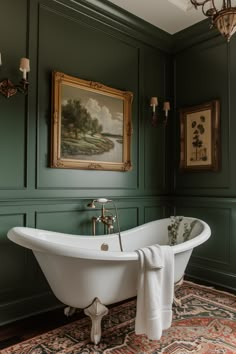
<box><xmin>62</xmin><ymin>99</ymin><xmax>103</xmax><ymax>138</ymax></box>
<box><xmin>60</xmin><ymin>99</ymin><xmax>113</xmax><ymax>157</ymax></box>
<box><xmin>191</xmin><ymin>115</ymin><xmax>206</xmax><ymax>161</ymax></box>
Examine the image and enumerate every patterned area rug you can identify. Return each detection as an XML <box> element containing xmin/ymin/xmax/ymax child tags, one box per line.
<box><xmin>1</xmin><ymin>281</ymin><xmax>236</xmax><ymax>354</ymax></box>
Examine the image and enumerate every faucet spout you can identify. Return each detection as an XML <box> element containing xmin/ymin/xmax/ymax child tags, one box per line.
<box><xmin>87</xmin><ymin>198</ymin><xmax>123</xmax><ymax>251</ymax></box>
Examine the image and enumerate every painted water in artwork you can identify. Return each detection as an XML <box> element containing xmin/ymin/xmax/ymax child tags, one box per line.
<box><xmin>60</xmin><ymin>84</ymin><xmax>124</xmax><ymax>163</ymax></box>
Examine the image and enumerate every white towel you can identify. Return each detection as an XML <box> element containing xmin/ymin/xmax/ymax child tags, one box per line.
<box><xmin>135</xmin><ymin>244</ymin><xmax>174</xmax><ymax>340</ymax></box>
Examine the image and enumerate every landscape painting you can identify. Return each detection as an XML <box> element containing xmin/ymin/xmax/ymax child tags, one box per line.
<box><xmin>180</xmin><ymin>100</ymin><xmax>220</xmax><ymax>171</ymax></box>
<box><xmin>51</xmin><ymin>72</ymin><xmax>133</xmax><ymax>171</ymax></box>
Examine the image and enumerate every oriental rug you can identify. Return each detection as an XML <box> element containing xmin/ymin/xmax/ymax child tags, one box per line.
<box><xmin>1</xmin><ymin>281</ymin><xmax>236</xmax><ymax>354</ymax></box>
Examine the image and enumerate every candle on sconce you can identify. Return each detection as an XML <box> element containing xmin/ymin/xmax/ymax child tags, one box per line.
<box><xmin>163</xmin><ymin>101</ymin><xmax>170</xmax><ymax>117</ymax></box>
<box><xmin>19</xmin><ymin>58</ymin><xmax>30</xmax><ymax>80</ymax></box>
<box><xmin>150</xmin><ymin>96</ymin><xmax>158</xmax><ymax>113</ymax></box>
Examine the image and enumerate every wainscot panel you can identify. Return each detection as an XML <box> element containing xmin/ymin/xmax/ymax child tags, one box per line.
<box><xmin>174</xmin><ymin>198</ymin><xmax>236</xmax><ymax>291</ymax></box>
<box><xmin>0</xmin><ymin>213</ymin><xmax>27</xmax><ymax>297</ymax></box>
<box><xmin>36</xmin><ymin>206</ymin><xmax>139</xmax><ymax>236</ymax></box>
<box><xmin>0</xmin><ymin>213</ymin><xmax>60</xmax><ymax>326</ymax></box>
<box><xmin>144</xmin><ymin>206</ymin><xmax>167</xmax><ymax>223</ymax></box>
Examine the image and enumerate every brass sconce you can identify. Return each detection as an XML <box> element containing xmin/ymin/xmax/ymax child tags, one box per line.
<box><xmin>150</xmin><ymin>96</ymin><xmax>170</xmax><ymax>126</ymax></box>
<box><xmin>0</xmin><ymin>54</ymin><xmax>30</xmax><ymax>98</ymax></box>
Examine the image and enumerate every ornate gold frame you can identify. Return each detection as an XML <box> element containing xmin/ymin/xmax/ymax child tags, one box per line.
<box><xmin>51</xmin><ymin>72</ymin><xmax>133</xmax><ymax>171</ymax></box>
<box><xmin>180</xmin><ymin>100</ymin><xmax>220</xmax><ymax>171</ymax></box>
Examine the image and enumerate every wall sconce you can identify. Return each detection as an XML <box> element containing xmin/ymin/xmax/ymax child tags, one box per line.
<box><xmin>0</xmin><ymin>53</ymin><xmax>30</xmax><ymax>98</ymax></box>
<box><xmin>150</xmin><ymin>96</ymin><xmax>170</xmax><ymax>126</ymax></box>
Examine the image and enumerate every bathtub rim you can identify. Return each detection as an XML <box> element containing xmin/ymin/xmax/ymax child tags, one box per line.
<box><xmin>7</xmin><ymin>217</ymin><xmax>211</xmax><ymax>262</ymax></box>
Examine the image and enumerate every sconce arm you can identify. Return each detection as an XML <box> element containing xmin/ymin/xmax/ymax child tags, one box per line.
<box><xmin>0</xmin><ymin>78</ymin><xmax>29</xmax><ymax>98</ymax></box>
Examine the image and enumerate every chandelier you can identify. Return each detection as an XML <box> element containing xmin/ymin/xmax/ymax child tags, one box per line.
<box><xmin>190</xmin><ymin>0</ymin><xmax>236</xmax><ymax>41</ymax></box>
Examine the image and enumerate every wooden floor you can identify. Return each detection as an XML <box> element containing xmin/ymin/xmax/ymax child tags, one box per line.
<box><xmin>0</xmin><ymin>306</ymin><xmax>84</xmax><ymax>350</ymax></box>
<box><xmin>0</xmin><ymin>299</ymin><xmax>126</xmax><ymax>350</ymax></box>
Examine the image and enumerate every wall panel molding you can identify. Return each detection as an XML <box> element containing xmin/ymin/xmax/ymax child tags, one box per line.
<box><xmin>173</xmin><ymin>19</ymin><xmax>222</xmax><ymax>53</ymax></box>
<box><xmin>52</xmin><ymin>0</ymin><xmax>172</xmax><ymax>52</ymax></box>
<box><xmin>0</xmin><ymin>291</ymin><xmax>61</xmax><ymax>326</ymax></box>
<box><xmin>174</xmin><ymin>196</ymin><xmax>236</xmax><ymax>291</ymax></box>
<box><xmin>174</xmin><ymin>39</ymin><xmax>230</xmax><ymax>193</ymax></box>
<box><xmin>0</xmin><ymin>0</ymin><xmax>29</xmax><ymax>191</ymax></box>
<box><xmin>0</xmin><ymin>213</ymin><xmax>28</xmax><ymax>297</ymax></box>
<box><xmin>186</xmin><ymin>264</ymin><xmax>236</xmax><ymax>291</ymax></box>
<box><xmin>36</xmin><ymin>1</ymin><xmax>140</xmax><ymax>191</ymax></box>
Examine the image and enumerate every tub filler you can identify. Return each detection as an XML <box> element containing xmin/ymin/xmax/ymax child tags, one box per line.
<box><xmin>7</xmin><ymin>217</ymin><xmax>211</xmax><ymax>344</ymax></box>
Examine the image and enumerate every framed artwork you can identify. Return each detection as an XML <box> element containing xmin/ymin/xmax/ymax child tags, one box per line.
<box><xmin>50</xmin><ymin>71</ymin><xmax>133</xmax><ymax>171</ymax></box>
<box><xmin>180</xmin><ymin>100</ymin><xmax>220</xmax><ymax>171</ymax></box>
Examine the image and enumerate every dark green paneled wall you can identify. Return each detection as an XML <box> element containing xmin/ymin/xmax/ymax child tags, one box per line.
<box><xmin>174</xmin><ymin>38</ymin><xmax>230</xmax><ymax>193</ymax></box>
<box><xmin>173</xmin><ymin>24</ymin><xmax>236</xmax><ymax>290</ymax></box>
<box><xmin>0</xmin><ymin>0</ymin><xmax>172</xmax><ymax>324</ymax></box>
<box><xmin>1</xmin><ymin>0</ymin><xmax>236</xmax><ymax>326</ymax></box>
<box><xmin>37</xmin><ymin>1</ymin><xmax>139</xmax><ymax>191</ymax></box>
<box><xmin>0</xmin><ymin>0</ymin><xmax>28</xmax><ymax>189</ymax></box>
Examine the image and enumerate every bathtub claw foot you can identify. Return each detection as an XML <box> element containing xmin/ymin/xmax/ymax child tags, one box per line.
<box><xmin>84</xmin><ymin>297</ymin><xmax>109</xmax><ymax>344</ymax></box>
<box><xmin>64</xmin><ymin>306</ymin><xmax>77</xmax><ymax>317</ymax></box>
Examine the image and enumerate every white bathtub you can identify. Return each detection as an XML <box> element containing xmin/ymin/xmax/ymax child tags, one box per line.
<box><xmin>7</xmin><ymin>217</ymin><xmax>210</xmax><ymax>309</ymax></box>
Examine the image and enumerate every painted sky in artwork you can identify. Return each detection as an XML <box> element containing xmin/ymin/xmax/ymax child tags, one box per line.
<box><xmin>62</xmin><ymin>84</ymin><xmax>124</xmax><ymax>136</ymax></box>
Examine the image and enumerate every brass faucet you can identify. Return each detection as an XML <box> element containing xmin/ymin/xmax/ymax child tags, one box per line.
<box><xmin>87</xmin><ymin>198</ymin><xmax>123</xmax><ymax>251</ymax></box>
<box><xmin>88</xmin><ymin>199</ymin><xmax>116</xmax><ymax>236</ymax></box>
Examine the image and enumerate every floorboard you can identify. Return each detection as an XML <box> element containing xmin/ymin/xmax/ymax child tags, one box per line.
<box><xmin>0</xmin><ymin>307</ymin><xmax>84</xmax><ymax>350</ymax></box>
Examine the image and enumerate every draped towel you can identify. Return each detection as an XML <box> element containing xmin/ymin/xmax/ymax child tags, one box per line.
<box><xmin>135</xmin><ymin>244</ymin><xmax>174</xmax><ymax>340</ymax></box>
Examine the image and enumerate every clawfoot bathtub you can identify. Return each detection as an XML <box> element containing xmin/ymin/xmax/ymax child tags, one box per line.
<box><xmin>7</xmin><ymin>217</ymin><xmax>211</xmax><ymax>344</ymax></box>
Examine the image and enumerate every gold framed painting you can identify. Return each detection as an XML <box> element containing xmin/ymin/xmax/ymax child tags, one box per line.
<box><xmin>50</xmin><ymin>71</ymin><xmax>133</xmax><ymax>171</ymax></box>
<box><xmin>180</xmin><ymin>100</ymin><xmax>220</xmax><ymax>171</ymax></box>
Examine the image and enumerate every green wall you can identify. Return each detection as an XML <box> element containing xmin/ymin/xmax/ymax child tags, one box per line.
<box><xmin>1</xmin><ymin>0</ymin><xmax>235</xmax><ymax>326</ymax></box>
<box><xmin>0</xmin><ymin>0</ymin><xmax>172</xmax><ymax>324</ymax></box>
<box><xmin>173</xmin><ymin>22</ymin><xmax>236</xmax><ymax>290</ymax></box>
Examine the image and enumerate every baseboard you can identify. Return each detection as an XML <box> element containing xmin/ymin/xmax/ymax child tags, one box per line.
<box><xmin>185</xmin><ymin>264</ymin><xmax>236</xmax><ymax>293</ymax></box>
<box><xmin>0</xmin><ymin>291</ymin><xmax>62</xmax><ymax>326</ymax></box>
